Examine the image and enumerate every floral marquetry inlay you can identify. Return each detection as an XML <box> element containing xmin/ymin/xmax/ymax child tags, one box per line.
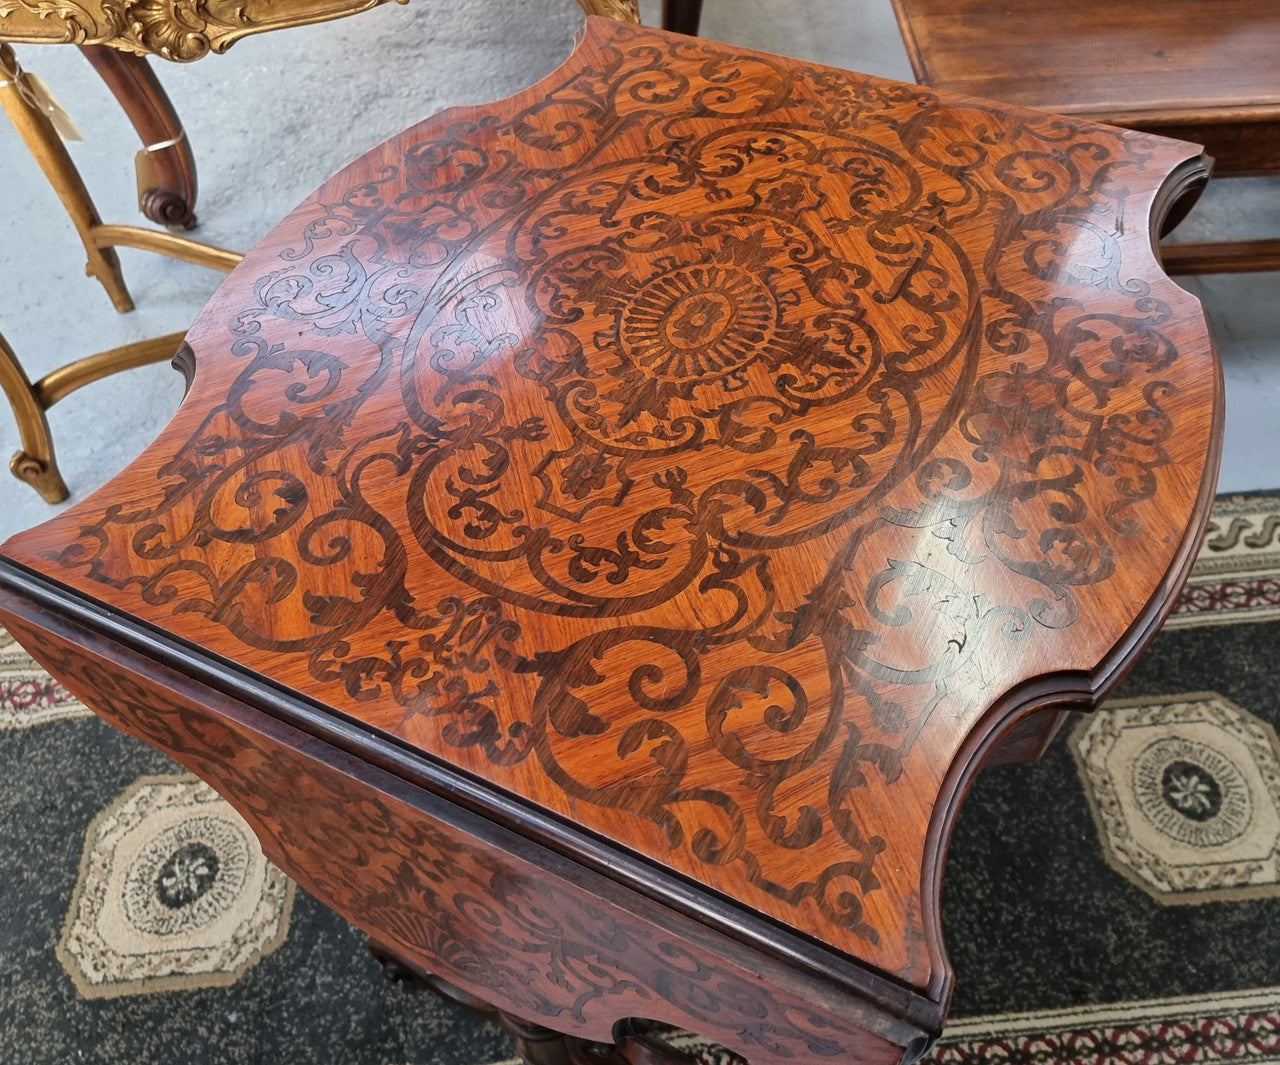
<box><xmin>0</xmin><ymin>18</ymin><xmax>1220</xmax><ymax>992</ymax></box>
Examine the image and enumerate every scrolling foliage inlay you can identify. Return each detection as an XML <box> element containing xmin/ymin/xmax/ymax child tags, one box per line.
<box><xmin>11</xmin><ymin>21</ymin><xmax>1215</xmax><ymax>984</ymax></box>
<box><xmin>1</xmin><ymin>614</ymin><xmax>898</xmax><ymax>1065</ymax></box>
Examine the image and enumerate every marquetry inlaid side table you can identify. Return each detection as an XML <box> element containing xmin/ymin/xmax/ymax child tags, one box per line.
<box><xmin>0</xmin><ymin>19</ymin><xmax>1222</xmax><ymax>1065</ymax></box>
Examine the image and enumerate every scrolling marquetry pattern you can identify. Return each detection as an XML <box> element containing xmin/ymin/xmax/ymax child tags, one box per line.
<box><xmin>16</xmin><ymin>21</ymin><xmax>1214</xmax><ymax>983</ymax></box>
<box><xmin>2</xmin><ymin>613</ymin><xmax>903</xmax><ymax>1065</ymax></box>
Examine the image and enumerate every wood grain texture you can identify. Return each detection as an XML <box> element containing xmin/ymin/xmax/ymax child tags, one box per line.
<box><xmin>1161</xmin><ymin>239</ymin><xmax>1280</xmax><ymax>277</ymax></box>
<box><xmin>890</xmin><ymin>0</ymin><xmax>1280</xmax><ymax>175</ymax></box>
<box><xmin>0</xmin><ymin>587</ymin><xmax>917</xmax><ymax>1065</ymax></box>
<box><xmin>0</xmin><ymin>17</ymin><xmax>1221</xmax><ymax>1002</ymax></box>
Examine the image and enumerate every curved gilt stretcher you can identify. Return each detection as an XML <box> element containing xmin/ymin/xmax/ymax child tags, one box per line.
<box><xmin>0</xmin><ymin>19</ymin><xmax>1221</xmax><ymax>1065</ymax></box>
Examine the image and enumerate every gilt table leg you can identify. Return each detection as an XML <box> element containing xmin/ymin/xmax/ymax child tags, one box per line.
<box><xmin>0</xmin><ymin>327</ymin><xmax>185</xmax><ymax>503</ymax></box>
<box><xmin>0</xmin><ymin>329</ymin><xmax>68</xmax><ymax>504</ymax></box>
<box><xmin>78</xmin><ymin>45</ymin><xmax>198</xmax><ymax>231</ymax></box>
<box><xmin>0</xmin><ymin>44</ymin><xmax>133</xmax><ymax>313</ymax></box>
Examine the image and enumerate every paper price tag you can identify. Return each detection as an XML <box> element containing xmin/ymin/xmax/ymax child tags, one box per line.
<box><xmin>134</xmin><ymin>148</ymin><xmax>158</xmax><ymax>207</ymax></box>
<box><xmin>24</xmin><ymin>73</ymin><xmax>83</xmax><ymax>142</ymax></box>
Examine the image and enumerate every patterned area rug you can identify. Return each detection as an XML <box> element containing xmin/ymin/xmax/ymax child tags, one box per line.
<box><xmin>1</xmin><ymin>491</ymin><xmax>1277</xmax><ymax>1065</ymax></box>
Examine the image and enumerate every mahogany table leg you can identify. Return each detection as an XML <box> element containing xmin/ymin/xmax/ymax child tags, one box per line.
<box><xmin>78</xmin><ymin>45</ymin><xmax>198</xmax><ymax>231</ymax></box>
<box><xmin>661</xmin><ymin>0</ymin><xmax>703</xmax><ymax>35</ymax></box>
<box><xmin>369</xmin><ymin>936</ymin><xmax>577</xmax><ymax>1065</ymax></box>
<box><xmin>566</xmin><ymin>1026</ymin><xmax>704</xmax><ymax>1065</ymax></box>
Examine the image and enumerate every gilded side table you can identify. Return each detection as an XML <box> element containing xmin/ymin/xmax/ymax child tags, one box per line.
<box><xmin>0</xmin><ymin>20</ymin><xmax>1223</xmax><ymax>1065</ymax></box>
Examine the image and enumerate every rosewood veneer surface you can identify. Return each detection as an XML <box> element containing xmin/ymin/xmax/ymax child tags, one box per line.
<box><xmin>0</xmin><ymin>19</ymin><xmax>1223</xmax><ymax>1064</ymax></box>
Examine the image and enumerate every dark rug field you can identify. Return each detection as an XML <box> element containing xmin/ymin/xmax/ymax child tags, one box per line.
<box><xmin>3</xmin><ymin>492</ymin><xmax>1278</xmax><ymax>1065</ymax></box>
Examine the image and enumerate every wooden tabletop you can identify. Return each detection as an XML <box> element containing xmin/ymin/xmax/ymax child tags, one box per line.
<box><xmin>891</xmin><ymin>0</ymin><xmax>1280</xmax><ymax>118</ymax></box>
<box><xmin>890</xmin><ymin>0</ymin><xmax>1280</xmax><ymax>175</ymax></box>
<box><xmin>1</xmin><ymin>18</ymin><xmax>1221</xmax><ymax>1000</ymax></box>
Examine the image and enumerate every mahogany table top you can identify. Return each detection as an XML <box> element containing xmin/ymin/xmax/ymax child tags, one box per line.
<box><xmin>890</xmin><ymin>0</ymin><xmax>1280</xmax><ymax>175</ymax></box>
<box><xmin>0</xmin><ymin>16</ymin><xmax>1222</xmax><ymax>1011</ymax></box>
<box><xmin>891</xmin><ymin>0</ymin><xmax>1280</xmax><ymax>119</ymax></box>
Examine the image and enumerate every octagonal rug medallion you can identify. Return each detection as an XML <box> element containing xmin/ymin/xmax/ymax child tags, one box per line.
<box><xmin>1072</xmin><ymin>693</ymin><xmax>1280</xmax><ymax>904</ymax></box>
<box><xmin>58</xmin><ymin>774</ymin><xmax>295</xmax><ymax>997</ymax></box>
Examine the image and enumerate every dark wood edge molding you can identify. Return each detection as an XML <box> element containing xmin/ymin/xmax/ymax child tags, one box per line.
<box><xmin>1162</xmin><ymin>238</ymin><xmax>1280</xmax><ymax>276</ymax></box>
<box><xmin>1152</xmin><ymin>155</ymin><xmax>1212</xmax><ymax>240</ymax></box>
<box><xmin>0</xmin><ymin>558</ymin><xmax>942</xmax><ymax>1044</ymax></box>
<box><xmin>1061</xmin><ymin>103</ymin><xmax>1280</xmax><ymax>128</ymax></box>
<box><xmin>171</xmin><ymin>341</ymin><xmax>196</xmax><ymax>395</ymax></box>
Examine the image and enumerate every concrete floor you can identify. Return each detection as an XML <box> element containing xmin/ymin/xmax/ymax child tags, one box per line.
<box><xmin>1</xmin><ymin>0</ymin><xmax>1276</xmax><ymax>542</ymax></box>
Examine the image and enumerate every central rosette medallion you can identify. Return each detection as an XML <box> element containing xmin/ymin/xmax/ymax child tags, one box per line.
<box><xmin>620</xmin><ymin>264</ymin><xmax>778</xmax><ymax>384</ymax></box>
<box><xmin>404</xmin><ymin>142</ymin><xmax>979</xmax><ymax>615</ymax></box>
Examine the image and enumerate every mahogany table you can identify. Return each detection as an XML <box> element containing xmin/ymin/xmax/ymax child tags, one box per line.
<box><xmin>0</xmin><ymin>19</ymin><xmax>1224</xmax><ymax>1065</ymax></box>
<box><xmin>886</xmin><ymin>0</ymin><xmax>1280</xmax><ymax>276</ymax></box>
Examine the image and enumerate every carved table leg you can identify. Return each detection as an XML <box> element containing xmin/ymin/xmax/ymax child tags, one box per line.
<box><xmin>0</xmin><ymin>44</ymin><xmax>133</xmax><ymax>313</ymax></box>
<box><xmin>0</xmin><ymin>329</ymin><xmax>69</xmax><ymax>504</ymax></box>
<box><xmin>0</xmin><ymin>327</ymin><xmax>185</xmax><ymax>503</ymax></box>
<box><xmin>368</xmin><ymin>937</ymin><xmax>705</xmax><ymax>1065</ymax></box>
<box><xmin>661</xmin><ymin>0</ymin><xmax>703</xmax><ymax>35</ymax></box>
<box><xmin>565</xmin><ymin>1022</ymin><xmax>705</xmax><ymax>1065</ymax></box>
<box><xmin>78</xmin><ymin>45</ymin><xmax>198</xmax><ymax>231</ymax></box>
